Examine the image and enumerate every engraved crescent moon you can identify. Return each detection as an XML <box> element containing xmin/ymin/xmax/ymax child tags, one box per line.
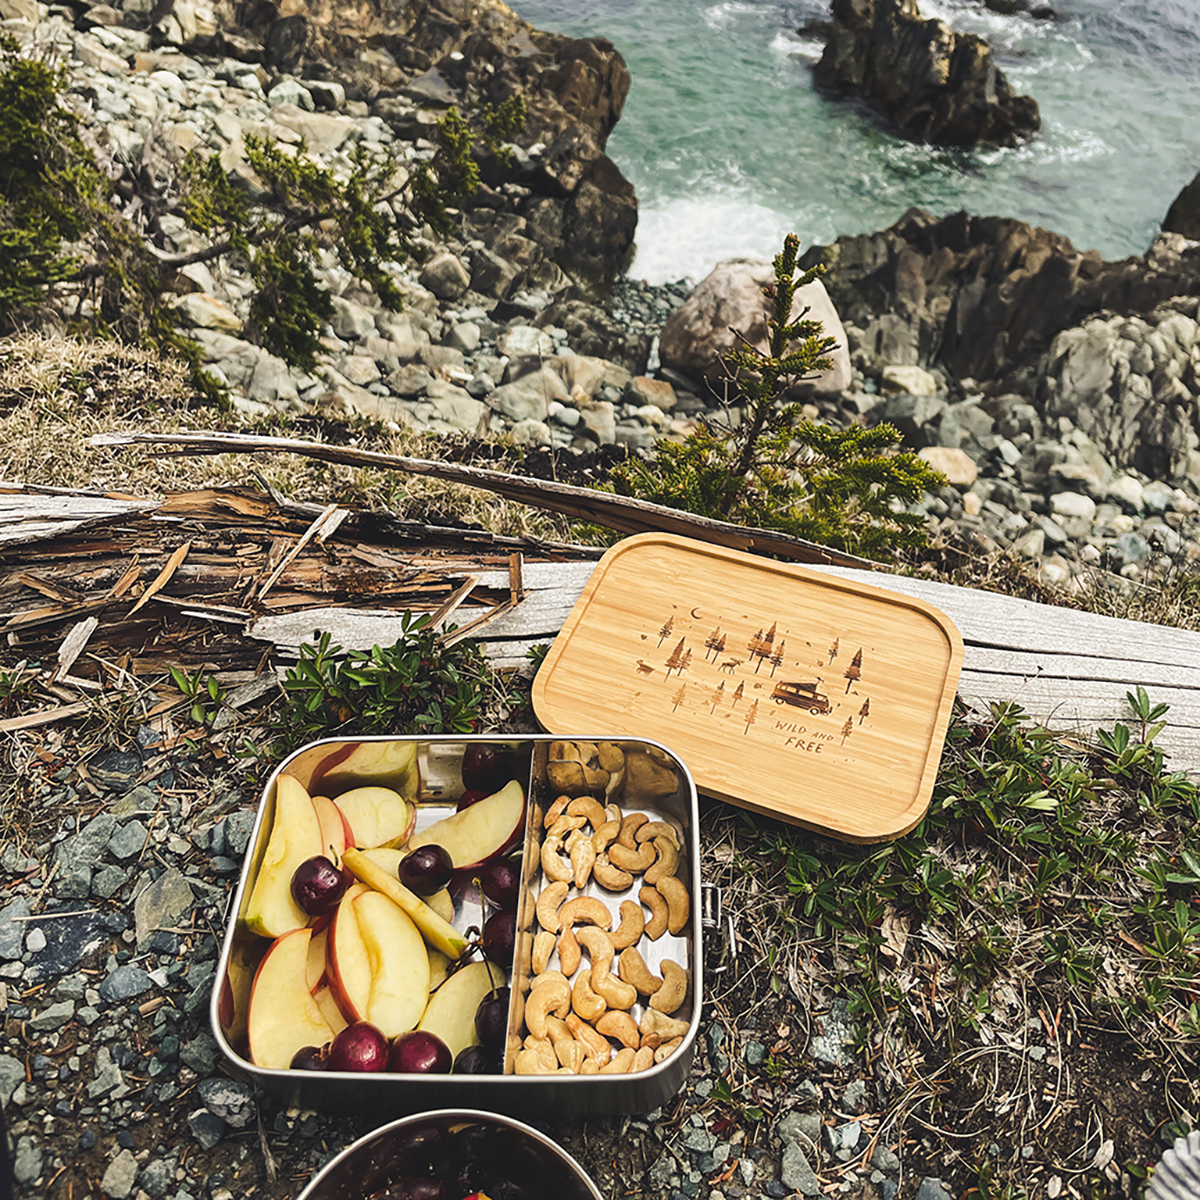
<box><xmin>690</xmin><ymin>607</ymin><xmax>702</xmax><ymax>619</ymax></box>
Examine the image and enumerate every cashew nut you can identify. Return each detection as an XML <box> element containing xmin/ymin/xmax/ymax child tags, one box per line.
<box><xmin>530</xmin><ymin>969</ymin><xmax>569</xmax><ymax>992</ymax></box>
<box><xmin>525</xmin><ymin>977</ymin><xmax>571</xmax><ymax>1038</ymax></box>
<box><xmin>635</xmin><ymin>820</ymin><xmax>680</xmax><ymax>847</ymax></box>
<box><xmin>593</xmin><ymin>853</ymin><xmax>634</xmax><ymax>892</ymax></box>
<box><xmin>600</xmin><ymin>1047</ymin><xmax>637</xmax><ymax>1074</ymax></box>
<box><xmin>595</xmin><ymin>1010</ymin><xmax>640</xmax><ymax>1050</ymax></box>
<box><xmin>591</xmin><ymin>818</ymin><xmax>621</xmax><ymax>855</ymax></box>
<box><xmin>657</xmin><ymin>875</ymin><xmax>690</xmax><ymax>935</ymax></box>
<box><xmin>632</xmin><ymin>1045</ymin><xmax>656</xmax><ymax>1073</ymax></box>
<box><xmin>575</xmin><ymin>926</ymin><xmax>637</xmax><ymax>1011</ymax></box>
<box><xmin>610</xmin><ymin>899</ymin><xmax>645</xmax><ymax>949</ymax></box>
<box><xmin>557</xmin><ymin>925</ymin><xmax>581</xmax><ymax>976</ymax></box>
<box><xmin>649</xmin><ymin>959</ymin><xmax>689</xmax><ymax>1014</ymax></box>
<box><xmin>644</xmin><ymin>836</ymin><xmax>680</xmax><ymax>885</ymax></box>
<box><xmin>566</xmin><ymin>1013</ymin><xmax>611</xmax><ymax>1066</ymax></box>
<box><xmin>535</xmin><ymin>881</ymin><xmax>568</xmax><ymax>932</ymax></box>
<box><xmin>540</xmin><ymin>833</ymin><xmax>573</xmax><ymax>884</ymax></box>
<box><xmin>640</xmin><ymin>1009</ymin><xmax>689</xmax><ymax>1041</ymax></box>
<box><xmin>571</xmin><ymin>968</ymin><xmax>606</xmax><ymax>1022</ymax></box>
<box><xmin>542</xmin><ymin>794</ymin><xmax>571</xmax><ymax>829</ymax></box>
<box><xmin>515</xmin><ymin>1040</ymin><xmax>560</xmax><ymax>1074</ymax></box>
<box><xmin>557</xmin><ymin>896</ymin><xmax>612</xmax><ymax>931</ymax></box>
<box><xmin>580</xmin><ymin>1057</ymin><xmax>600</xmax><ymax>1074</ymax></box>
<box><xmin>640</xmin><ymin>885</ymin><xmax>669</xmax><ymax>939</ymax></box>
<box><xmin>609</xmin><ymin>840</ymin><xmax>655</xmax><ymax>873</ymax></box>
<box><xmin>566</xmin><ymin>796</ymin><xmax>606</xmax><ymax>829</ymax></box>
<box><xmin>567</xmin><ymin>828</ymin><xmax>596</xmax><ymax>888</ymax></box>
<box><xmin>617</xmin><ymin>812</ymin><xmax>648</xmax><ymax>848</ymax></box>
<box><xmin>653</xmin><ymin>1036</ymin><xmax>684</xmax><ymax>1064</ymax></box>
<box><xmin>547</xmin><ymin>813</ymin><xmax>588</xmax><ymax>839</ymax></box>
<box><xmin>532</xmin><ymin>929</ymin><xmax>555</xmax><ymax>976</ymax></box>
<box><xmin>545</xmin><ymin>1015</ymin><xmax>586</xmax><ymax>1072</ymax></box>
<box><xmin>617</xmin><ymin>946</ymin><xmax>663</xmax><ymax>996</ymax></box>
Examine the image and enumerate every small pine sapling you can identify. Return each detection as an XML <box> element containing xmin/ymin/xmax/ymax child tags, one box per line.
<box><xmin>607</xmin><ymin>233</ymin><xmax>945</xmax><ymax>559</ymax></box>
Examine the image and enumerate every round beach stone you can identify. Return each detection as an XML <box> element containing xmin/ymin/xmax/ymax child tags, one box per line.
<box><xmin>919</xmin><ymin>446</ymin><xmax>977</xmax><ymax>487</ymax></box>
<box><xmin>1050</xmin><ymin>491</ymin><xmax>1096</xmax><ymax>521</ymax></box>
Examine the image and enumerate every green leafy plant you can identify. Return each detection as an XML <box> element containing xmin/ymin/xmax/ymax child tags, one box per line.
<box><xmin>271</xmin><ymin>617</ymin><xmax>495</xmax><ymax>752</ymax></box>
<box><xmin>168</xmin><ymin>666</ymin><xmax>226</xmax><ymax>728</ymax></box>
<box><xmin>605</xmin><ymin>233</ymin><xmax>946</xmax><ymax>558</ymax></box>
<box><xmin>0</xmin><ymin>33</ymin><xmax>524</xmax><ymax>381</ymax></box>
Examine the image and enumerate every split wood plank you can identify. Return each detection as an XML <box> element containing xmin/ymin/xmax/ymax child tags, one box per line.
<box><xmin>0</xmin><ymin>491</ymin><xmax>158</xmax><ymax>547</ymax></box>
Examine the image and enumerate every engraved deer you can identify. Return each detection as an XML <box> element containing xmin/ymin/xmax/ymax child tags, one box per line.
<box><xmin>635</xmin><ymin>659</ymin><xmax>655</xmax><ymax>676</ymax></box>
<box><xmin>718</xmin><ymin>658</ymin><xmax>743</xmax><ymax>674</ymax></box>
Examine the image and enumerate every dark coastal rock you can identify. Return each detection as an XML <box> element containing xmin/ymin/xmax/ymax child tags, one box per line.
<box><xmin>1163</xmin><ymin>170</ymin><xmax>1200</xmax><ymax>241</ymax></box>
<box><xmin>801</xmin><ymin>207</ymin><xmax>1200</xmax><ymax>388</ymax></box>
<box><xmin>813</xmin><ymin>0</ymin><xmax>1040</xmax><ymax>148</ymax></box>
<box><xmin>659</xmin><ymin>258</ymin><xmax>851</xmax><ymax>393</ymax></box>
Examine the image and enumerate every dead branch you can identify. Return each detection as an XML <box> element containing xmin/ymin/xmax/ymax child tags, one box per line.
<box><xmin>89</xmin><ymin>430</ymin><xmax>881</xmax><ymax>570</ymax></box>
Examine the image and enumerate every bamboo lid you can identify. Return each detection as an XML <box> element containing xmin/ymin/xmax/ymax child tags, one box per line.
<box><xmin>532</xmin><ymin>534</ymin><xmax>963</xmax><ymax>842</ymax></box>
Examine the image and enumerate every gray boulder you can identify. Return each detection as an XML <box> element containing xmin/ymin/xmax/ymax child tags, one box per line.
<box><xmin>659</xmin><ymin>258</ymin><xmax>851</xmax><ymax>393</ymax></box>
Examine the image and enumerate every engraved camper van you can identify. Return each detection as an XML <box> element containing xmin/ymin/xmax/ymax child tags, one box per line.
<box><xmin>771</xmin><ymin>680</ymin><xmax>832</xmax><ymax>714</ymax></box>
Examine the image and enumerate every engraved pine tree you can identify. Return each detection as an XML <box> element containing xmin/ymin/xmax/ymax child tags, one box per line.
<box><xmin>751</xmin><ymin>621</ymin><xmax>777</xmax><ymax>673</ymax></box>
<box><xmin>744</xmin><ymin>699</ymin><xmax>758</xmax><ymax>735</ymax></box>
<box><xmin>732</xmin><ymin>682</ymin><xmax>744</xmax><ymax>706</ymax></box>
<box><xmin>858</xmin><ymin>698</ymin><xmax>870</xmax><ymax>724</ymax></box>
<box><xmin>844</xmin><ymin>648</ymin><xmax>862</xmax><ymax>692</ymax></box>
<box><xmin>704</xmin><ymin>626</ymin><xmax>723</xmax><ymax>660</ymax></box>
<box><xmin>841</xmin><ymin>717</ymin><xmax>853</xmax><ymax>744</ymax></box>
<box><xmin>672</xmin><ymin>682</ymin><xmax>687</xmax><ymax>711</ymax></box>
<box><xmin>829</xmin><ymin>636</ymin><xmax>840</xmax><ymax>662</ymax></box>
<box><xmin>709</xmin><ymin>680</ymin><xmax>725</xmax><ymax>712</ymax></box>
<box><xmin>769</xmin><ymin>641</ymin><xmax>785</xmax><ymax>677</ymax></box>
<box><xmin>664</xmin><ymin>637</ymin><xmax>686</xmax><ymax>674</ymax></box>
<box><xmin>658</xmin><ymin>615</ymin><xmax>675</xmax><ymax>647</ymax></box>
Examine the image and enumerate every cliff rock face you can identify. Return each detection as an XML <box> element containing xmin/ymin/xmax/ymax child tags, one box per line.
<box><xmin>1163</xmin><ymin>170</ymin><xmax>1200</xmax><ymax>242</ymax></box>
<box><xmin>813</xmin><ymin>0</ymin><xmax>1040</xmax><ymax>148</ymax></box>
<box><xmin>148</xmin><ymin>0</ymin><xmax>637</xmax><ymax>289</ymax></box>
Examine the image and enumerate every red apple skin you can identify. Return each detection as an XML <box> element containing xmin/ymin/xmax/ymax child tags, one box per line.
<box><xmin>455</xmin><ymin>789</ymin><xmax>488</xmax><ymax>812</ymax></box>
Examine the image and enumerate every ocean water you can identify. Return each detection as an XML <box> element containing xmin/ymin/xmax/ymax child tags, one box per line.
<box><xmin>510</xmin><ymin>0</ymin><xmax>1200</xmax><ymax>283</ymax></box>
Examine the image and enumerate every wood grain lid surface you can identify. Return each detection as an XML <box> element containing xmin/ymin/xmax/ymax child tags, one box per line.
<box><xmin>532</xmin><ymin>534</ymin><xmax>964</xmax><ymax>842</ymax></box>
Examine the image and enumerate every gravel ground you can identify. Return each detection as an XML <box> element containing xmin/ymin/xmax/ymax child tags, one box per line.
<box><xmin>0</xmin><ymin>731</ymin><xmax>922</xmax><ymax>1200</ymax></box>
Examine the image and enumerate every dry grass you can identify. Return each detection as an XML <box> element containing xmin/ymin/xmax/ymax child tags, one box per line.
<box><xmin>0</xmin><ymin>332</ymin><xmax>571</xmax><ymax>541</ymax></box>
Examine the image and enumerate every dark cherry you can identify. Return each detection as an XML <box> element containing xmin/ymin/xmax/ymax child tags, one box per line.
<box><xmin>398</xmin><ymin>844</ymin><xmax>454</xmax><ymax>896</ymax></box>
<box><xmin>290</xmin><ymin>855</ymin><xmax>347</xmax><ymax>916</ymax></box>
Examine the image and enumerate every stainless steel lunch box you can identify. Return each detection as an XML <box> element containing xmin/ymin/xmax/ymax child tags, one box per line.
<box><xmin>211</xmin><ymin>734</ymin><xmax>701</xmax><ymax>1116</ymax></box>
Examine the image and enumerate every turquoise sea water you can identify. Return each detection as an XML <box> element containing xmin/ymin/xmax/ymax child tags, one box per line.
<box><xmin>511</xmin><ymin>0</ymin><xmax>1200</xmax><ymax>282</ymax></box>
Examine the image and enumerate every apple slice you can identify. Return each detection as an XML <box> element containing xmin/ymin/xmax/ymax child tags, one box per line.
<box><xmin>342</xmin><ymin>848</ymin><xmax>469</xmax><ymax>960</ymax></box>
<box><xmin>243</xmin><ymin>775</ymin><xmax>325</xmax><ymax>939</ymax></box>
<box><xmin>313</xmin><ymin>986</ymin><xmax>348</xmax><ymax>1038</ymax></box>
<box><xmin>311</xmin><ymin>793</ymin><xmax>351</xmax><ymax>860</ymax></box>
<box><xmin>217</xmin><ymin>937</ymin><xmax>264</xmax><ymax>1047</ymax></box>
<box><xmin>334</xmin><ymin>786</ymin><xmax>415</xmax><ymax>850</ymax></box>
<box><xmin>247</xmin><ymin>928</ymin><xmax>336</xmax><ymax>1069</ymax></box>
<box><xmin>427</xmin><ymin>948</ymin><xmax>452</xmax><ymax>993</ymax></box>
<box><xmin>358</xmin><ymin>848</ymin><xmax>455</xmax><ymax>924</ymax></box>
<box><xmin>306</xmin><ymin>925</ymin><xmax>329</xmax><ymax>994</ymax></box>
<box><xmin>354</xmin><ymin>890</ymin><xmax>431</xmax><ymax>1037</ymax></box>
<box><xmin>309</xmin><ymin>740</ymin><xmax>420</xmax><ymax>797</ymax></box>
<box><xmin>327</xmin><ymin>882</ymin><xmax>372</xmax><ymax>1023</ymax></box>
<box><xmin>406</xmin><ymin>780</ymin><xmax>526</xmax><ymax>870</ymax></box>
<box><xmin>418</xmin><ymin>960</ymin><xmax>507</xmax><ymax>1060</ymax></box>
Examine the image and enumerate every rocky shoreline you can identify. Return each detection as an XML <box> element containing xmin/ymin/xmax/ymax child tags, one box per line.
<box><xmin>7</xmin><ymin>0</ymin><xmax>1200</xmax><ymax>595</ymax></box>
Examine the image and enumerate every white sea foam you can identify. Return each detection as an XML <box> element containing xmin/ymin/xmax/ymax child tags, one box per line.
<box><xmin>701</xmin><ymin>0</ymin><xmax>761</xmax><ymax>30</ymax></box>
<box><xmin>628</xmin><ymin>194</ymin><xmax>794</xmax><ymax>284</ymax></box>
